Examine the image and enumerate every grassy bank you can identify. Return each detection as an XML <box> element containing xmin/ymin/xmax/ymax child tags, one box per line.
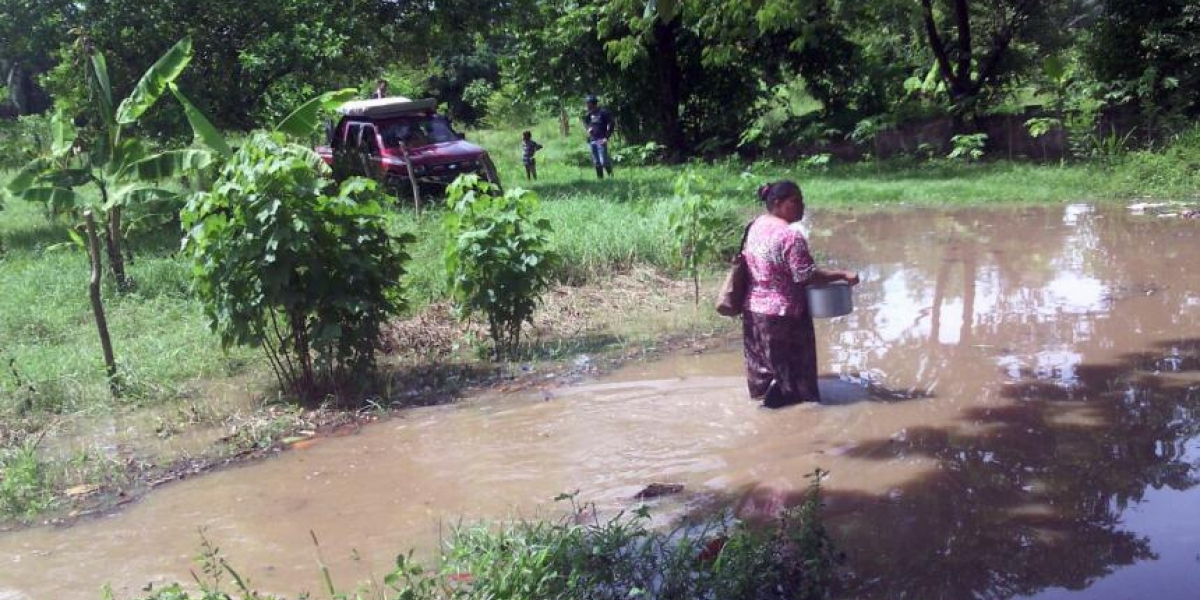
<box><xmin>117</xmin><ymin>482</ymin><xmax>837</xmax><ymax>600</ymax></box>
<box><xmin>2</xmin><ymin>124</ymin><xmax>1197</xmax><ymax>521</ymax></box>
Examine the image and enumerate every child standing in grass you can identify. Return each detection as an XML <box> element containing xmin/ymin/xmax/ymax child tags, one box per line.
<box><xmin>521</xmin><ymin>130</ymin><xmax>543</xmax><ymax>180</ymax></box>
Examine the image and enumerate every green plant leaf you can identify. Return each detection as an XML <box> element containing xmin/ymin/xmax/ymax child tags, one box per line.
<box><xmin>274</xmin><ymin>88</ymin><xmax>357</xmax><ymax>138</ymax></box>
<box><xmin>122</xmin><ymin>149</ymin><xmax>214</xmax><ymax>181</ymax></box>
<box><xmin>90</xmin><ymin>52</ymin><xmax>115</xmax><ymax>127</ymax></box>
<box><xmin>18</xmin><ymin>186</ymin><xmax>80</xmax><ymax>211</ymax></box>
<box><xmin>116</xmin><ymin>38</ymin><xmax>194</xmax><ymax>124</ymax></box>
<box><xmin>50</xmin><ymin>111</ymin><xmax>77</xmax><ymax>157</ymax></box>
<box><xmin>6</xmin><ymin>158</ymin><xmax>55</xmax><ymax>194</ymax></box>
<box><xmin>170</xmin><ymin>83</ymin><xmax>232</xmax><ymax>158</ymax></box>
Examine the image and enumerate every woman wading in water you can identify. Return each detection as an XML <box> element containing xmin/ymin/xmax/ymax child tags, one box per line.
<box><xmin>743</xmin><ymin>180</ymin><xmax>859</xmax><ymax>408</ymax></box>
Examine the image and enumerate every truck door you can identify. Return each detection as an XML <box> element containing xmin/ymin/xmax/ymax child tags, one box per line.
<box><xmin>332</xmin><ymin>122</ymin><xmax>359</xmax><ymax>180</ymax></box>
<box><xmin>359</xmin><ymin>124</ymin><xmax>382</xmax><ymax>183</ymax></box>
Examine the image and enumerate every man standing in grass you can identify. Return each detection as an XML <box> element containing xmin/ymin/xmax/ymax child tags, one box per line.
<box><xmin>582</xmin><ymin>95</ymin><xmax>615</xmax><ymax>179</ymax></box>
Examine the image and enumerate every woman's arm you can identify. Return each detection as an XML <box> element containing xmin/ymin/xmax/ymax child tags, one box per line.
<box><xmin>810</xmin><ymin>268</ymin><xmax>860</xmax><ymax>286</ymax></box>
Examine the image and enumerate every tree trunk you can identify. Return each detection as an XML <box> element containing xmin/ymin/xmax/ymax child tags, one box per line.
<box><xmin>84</xmin><ymin>211</ymin><xmax>118</xmax><ymax>393</ymax></box>
<box><xmin>104</xmin><ymin>207</ymin><xmax>128</xmax><ymax>290</ymax></box>
<box><xmin>651</xmin><ymin>18</ymin><xmax>687</xmax><ymax>161</ymax></box>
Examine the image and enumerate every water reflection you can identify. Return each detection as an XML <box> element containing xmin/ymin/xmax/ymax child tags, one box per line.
<box><xmin>807</xmin><ymin>203</ymin><xmax>1200</xmax><ymax>599</ymax></box>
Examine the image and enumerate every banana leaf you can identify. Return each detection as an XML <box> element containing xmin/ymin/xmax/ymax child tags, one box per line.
<box><xmin>19</xmin><ymin>187</ymin><xmax>81</xmax><ymax>212</ymax></box>
<box><xmin>116</xmin><ymin>38</ymin><xmax>194</xmax><ymax>125</ymax></box>
<box><xmin>51</xmin><ymin>111</ymin><xmax>77</xmax><ymax>157</ymax></box>
<box><xmin>90</xmin><ymin>53</ymin><xmax>115</xmax><ymax>126</ymax></box>
<box><xmin>121</xmin><ymin>149</ymin><xmax>214</xmax><ymax>181</ymax></box>
<box><xmin>6</xmin><ymin>158</ymin><xmax>55</xmax><ymax>194</ymax></box>
<box><xmin>274</xmin><ymin>88</ymin><xmax>356</xmax><ymax>139</ymax></box>
<box><xmin>170</xmin><ymin>83</ymin><xmax>231</xmax><ymax>158</ymax></box>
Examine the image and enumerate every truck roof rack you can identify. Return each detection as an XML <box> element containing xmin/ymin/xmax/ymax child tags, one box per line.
<box><xmin>337</xmin><ymin>97</ymin><xmax>438</xmax><ymax>118</ymax></box>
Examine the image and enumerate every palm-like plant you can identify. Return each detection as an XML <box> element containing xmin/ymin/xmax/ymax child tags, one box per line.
<box><xmin>5</xmin><ymin>38</ymin><xmax>211</xmax><ymax>287</ymax></box>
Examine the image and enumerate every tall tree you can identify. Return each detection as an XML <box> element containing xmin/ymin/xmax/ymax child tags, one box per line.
<box><xmin>40</xmin><ymin>0</ymin><xmax>405</xmax><ymax>132</ymax></box>
<box><xmin>0</xmin><ymin>0</ymin><xmax>76</xmax><ymax>114</ymax></box>
<box><xmin>917</xmin><ymin>0</ymin><xmax>1038</xmax><ymax>114</ymax></box>
<box><xmin>916</xmin><ymin>0</ymin><xmax>1088</xmax><ymax>118</ymax></box>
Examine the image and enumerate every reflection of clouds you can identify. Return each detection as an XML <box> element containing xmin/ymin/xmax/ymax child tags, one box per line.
<box><xmin>1062</xmin><ymin>203</ymin><xmax>1093</xmax><ymax>226</ymax></box>
<box><xmin>1045</xmin><ymin>273</ymin><xmax>1108</xmax><ymax>316</ymax></box>
<box><xmin>873</xmin><ymin>272</ymin><xmax>927</xmax><ymax>343</ymax></box>
<box><xmin>994</xmin><ymin>348</ymin><xmax>1083</xmax><ymax>387</ymax></box>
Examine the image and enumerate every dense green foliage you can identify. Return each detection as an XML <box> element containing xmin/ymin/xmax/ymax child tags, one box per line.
<box><xmin>182</xmin><ymin>132</ymin><xmax>412</xmax><ymax>400</ymax></box>
<box><xmin>443</xmin><ymin>175</ymin><xmax>556</xmax><ymax>358</ymax></box>
<box><xmin>6</xmin><ymin>0</ymin><xmax>1196</xmax><ymax>158</ymax></box>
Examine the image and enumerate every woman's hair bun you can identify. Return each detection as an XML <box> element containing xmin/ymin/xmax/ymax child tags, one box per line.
<box><xmin>757</xmin><ymin>183</ymin><xmax>771</xmax><ymax>201</ymax></box>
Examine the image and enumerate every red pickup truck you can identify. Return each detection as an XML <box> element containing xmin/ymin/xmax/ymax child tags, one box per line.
<box><xmin>317</xmin><ymin>97</ymin><xmax>500</xmax><ymax>190</ymax></box>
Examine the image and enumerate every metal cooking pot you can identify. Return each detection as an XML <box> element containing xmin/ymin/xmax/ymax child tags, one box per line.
<box><xmin>806</xmin><ymin>281</ymin><xmax>854</xmax><ymax>318</ymax></box>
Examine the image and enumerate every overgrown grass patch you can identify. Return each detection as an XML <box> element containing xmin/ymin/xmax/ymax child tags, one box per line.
<box><xmin>0</xmin><ymin>200</ymin><xmax>255</xmax><ymax>418</ymax></box>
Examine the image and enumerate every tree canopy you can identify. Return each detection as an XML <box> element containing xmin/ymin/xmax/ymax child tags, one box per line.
<box><xmin>4</xmin><ymin>0</ymin><xmax>1195</xmax><ymax>155</ymax></box>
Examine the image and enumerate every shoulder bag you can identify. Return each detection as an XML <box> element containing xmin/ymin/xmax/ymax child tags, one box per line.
<box><xmin>714</xmin><ymin>219</ymin><xmax>756</xmax><ymax>317</ymax></box>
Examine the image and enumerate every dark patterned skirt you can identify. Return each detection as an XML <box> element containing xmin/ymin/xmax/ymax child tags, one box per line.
<box><xmin>742</xmin><ymin>311</ymin><xmax>820</xmax><ymax>407</ymax></box>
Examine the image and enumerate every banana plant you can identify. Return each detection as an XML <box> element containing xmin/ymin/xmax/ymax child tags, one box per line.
<box><xmin>171</xmin><ymin>82</ymin><xmax>355</xmax><ymax>163</ymax></box>
<box><xmin>4</xmin><ymin>38</ymin><xmax>211</xmax><ymax>288</ymax></box>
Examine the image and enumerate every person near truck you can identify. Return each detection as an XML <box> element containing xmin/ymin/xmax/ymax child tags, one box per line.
<box><xmin>582</xmin><ymin>95</ymin><xmax>614</xmax><ymax>179</ymax></box>
<box><xmin>521</xmin><ymin>130</ymin><xmax>543</xmax><ymax>180</ymax></box>
<box><xmin>372</xmin><ymin>79</ymin><xmax>389</xmax><ymax>99</ymax></box>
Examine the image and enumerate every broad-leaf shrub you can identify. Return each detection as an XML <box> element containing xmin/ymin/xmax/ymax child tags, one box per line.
<box><xmin>182</xmin><ymin>132</ymin><xmax>412</xmax><ymax>401</ymax></box>
<box><xmin>443</xmin><ymin>175</ymin><xmax>555</xmax><ymax>359</ymax></box>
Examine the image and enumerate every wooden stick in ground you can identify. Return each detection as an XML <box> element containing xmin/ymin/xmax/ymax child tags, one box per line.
<box><xmin>400</xmin><ymin>142</ymin><xmax>421</xmax><ymax>215</ymax></box>
<box><xmin>84</xmin><ymin>210</ymin><xmax>118</xmax><ymax>388</ymax></box>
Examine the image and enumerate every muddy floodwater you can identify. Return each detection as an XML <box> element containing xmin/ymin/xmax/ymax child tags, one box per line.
<box><xmin>3</xmin><ymin>203</ymin><xmax>1199</xmax><ymax>600</ymax></box>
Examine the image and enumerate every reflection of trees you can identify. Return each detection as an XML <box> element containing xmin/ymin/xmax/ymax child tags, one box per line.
<box><xmin>772</xmin><ymin>206</ymin><xmax>1200</xmax><ymax>598</ymax></box>
<box><xmin>713</xmin><ymin>340</ymin><xmax>1200</xmax><ymax>600</ymax></box>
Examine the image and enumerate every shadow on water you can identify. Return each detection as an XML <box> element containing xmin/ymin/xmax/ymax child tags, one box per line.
<box><xmin>704</xmin><ymin>339</ymin><xmax>1200</xmax><ymax>600</ymax></box>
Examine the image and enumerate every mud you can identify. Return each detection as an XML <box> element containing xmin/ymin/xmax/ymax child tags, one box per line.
<box><xmin>1</xmin><ymin>203</ymin><xmax>1198</xmax><ymax>600</ymax></box>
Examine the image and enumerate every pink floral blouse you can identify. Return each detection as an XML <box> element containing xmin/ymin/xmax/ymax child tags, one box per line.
<box><xmin>743</xmin><ymin>215</ymin><xmax>816</xmax><ymax>317</ymax></box>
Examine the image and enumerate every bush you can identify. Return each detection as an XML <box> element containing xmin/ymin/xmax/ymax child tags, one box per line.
<box><xmin>443</xmin><ymin>175</ymin><xmax>555</xmax><ymax>359</ymax></box>
<box><xmin>0</xmin><ymin>114</ymin><xmax>53</xmax><ymax>171</ymax></box>
<box><xmin>1108</xmin><ymin>126</ymin><xmax>1200</xmax><ymax>199</ymax></box>
<box><xmin>182</xmin><ymin>132</ymin><xmax>412</xmax><ymax>401</ymax></box>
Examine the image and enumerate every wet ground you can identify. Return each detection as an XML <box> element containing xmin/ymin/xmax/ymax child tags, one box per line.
<box><xmin>2</xmin><ymin>203</ymin><xmax>1198</xmax><ymax>600</ymax></box>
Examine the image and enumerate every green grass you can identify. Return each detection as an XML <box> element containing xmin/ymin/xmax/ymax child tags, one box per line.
<box><xmin>0</xmin><ymin>197</ymin><xmax>255</xmax><ymax>418</ymax></box>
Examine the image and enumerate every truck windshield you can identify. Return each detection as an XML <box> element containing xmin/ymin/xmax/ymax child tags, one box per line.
<box><xmin>380</xmin><ymin>117</ymin><xmax>459</xmax><ymax>148</ymax></box>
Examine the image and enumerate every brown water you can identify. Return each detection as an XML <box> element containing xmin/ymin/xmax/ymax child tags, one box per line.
<box><xmin>2</xmin><ymin>203</ymin><xmax>1199</xmax><ymax>600</ymax></box>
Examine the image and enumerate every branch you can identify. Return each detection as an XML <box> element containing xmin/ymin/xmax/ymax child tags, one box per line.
<box><xmin>920</xmin><ymin>0</ymin><xmax>958</xmax><ymax>95</ymax></box>
<box><xmin>972</xmin><ymin>2</ymin><xmax>1032</xmax><ymax>95</ymax></box>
